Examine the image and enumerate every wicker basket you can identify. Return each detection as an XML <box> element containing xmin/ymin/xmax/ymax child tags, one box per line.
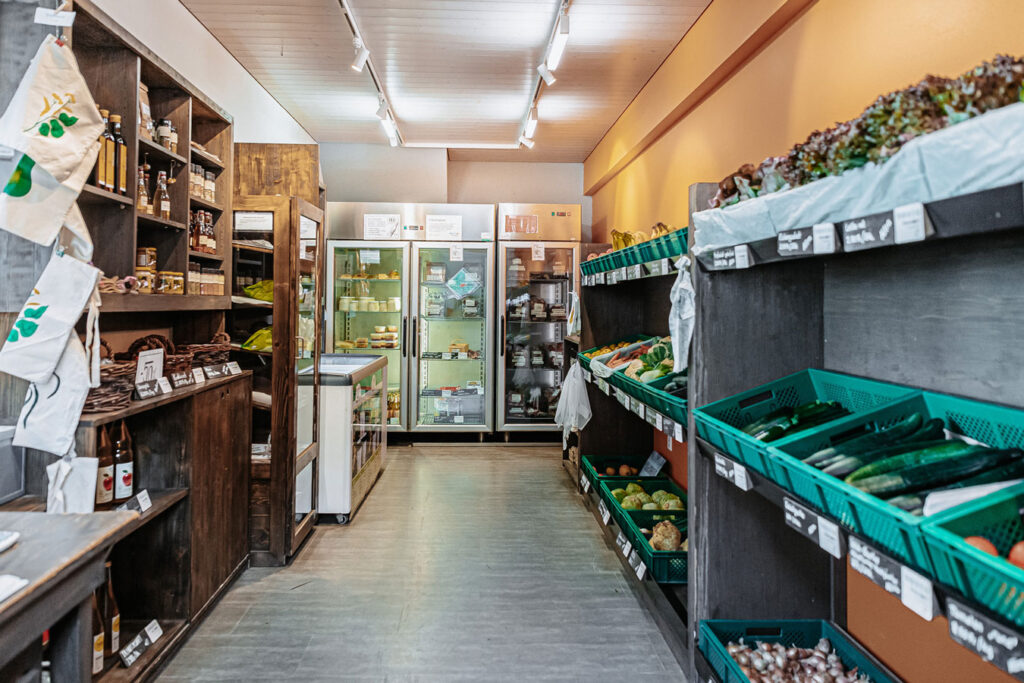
<box><xmin>117</xmin><ymin>334</ymin><xmax>193</xmax><ymax>375</ymax></box>
<box><xmin>177</xmin><ymin>332</ymin><xmax>231</xmax><ymax>367</ymax></box>
<box><xmin>83</xmin><ymin>340</ymin><xmax>136</xmax><ymax>413</ymax></box>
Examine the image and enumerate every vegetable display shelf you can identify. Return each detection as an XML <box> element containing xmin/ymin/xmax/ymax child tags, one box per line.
<box><xmin>581</xmin><ymin>454</ymin><xmax>648</xmax><ymax>487</ymax></box>
<box><xmin>769</xmin><ymin>390</ymin><xmax>1024</xmax><ymax>572</ymax></box>
<box><xmin>695</xmin><ymin>181</ymin><xmax>1024</xmax><ymax>272</ymax></box>
<box><xmin>622</xmin><ymin>508</ymin><xmax>688</xmax><ymax>584</ymax></box>
<box><xmin>618</xmin><ymin>371</ymin><xmax>688</xmax><ymax>425</ymax></box>
<box><xmin>699</xmin><ymin>438</ymin><xmax>1024</xmax><ymax>680</ymax></box>
<box><xmin>580</xmin><ymin>229</ymin><xmax>687</xmax><ymax>283</ymax></box>
<box><xmin>577</xmin><ymin>334</ymin><xmax>654</xmax><ymax>372</ymax></box>
<box><xmin>698</xmin><ymin>619</ymin><xmax>897</xmax><ymax>683</ymax></box>
<box><xmin>693</xmin><ymin>368</ymin><xmax>916</xmax><ymax>477</ymax></box>
<box><xmin>597</xmin><ymin>476</ymin><xmax>687</xmax><ymax>532</ymax></box>
<box><xmin>924</xmin><ymin>481</ymin><xmax>1024</xmax><ymax>628</ymax></box>
<box><xmin>584</xmin><ymin>369</ymin><xmax>688</xmax><ymax>443</ymax></box>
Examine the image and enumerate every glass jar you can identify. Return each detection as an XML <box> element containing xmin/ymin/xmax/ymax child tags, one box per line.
<box><xmin>134</xmin><ymin>268</ymin><xmax>155</xmax><ymax>294</ymax></box>
<box><xmin>204</xmin><ymin>171</ymin><xmax>216</xmax><ymax>202</ymax></box>
<box><xmin>156</xmin><ymin>119</ymin><xmax>172</xmax><ymax>149</ymax></box>
<box><xmin>135</xmin><ymin>247</ymin><xmax>157</xmax><ymax>270</ymax></box>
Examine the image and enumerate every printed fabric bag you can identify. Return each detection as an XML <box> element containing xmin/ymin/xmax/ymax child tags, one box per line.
<box><xmin>0</xmin><ymin>250</ymin><xmax>99</xmax><ymax>384</ymax></box>
<box><xmin>0</xmin><ymin>35</ymin><xmax>103</xmax><ymax>246</ymax></box>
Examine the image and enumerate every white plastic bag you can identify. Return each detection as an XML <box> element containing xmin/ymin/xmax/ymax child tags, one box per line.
<box><xmin>668</xmin><ymin>255</ymin><xmax>695</xmax><ymax>371</ymax></box>
<box><xmin>566</xmin><ymin>291</ymin><xmax>582</xmax><ymax>337</ymax></box>
<box><xmin>0</xmin><ymin>250</ymin><xmax>99</xmax><ymax>384</ymax></box>
<box><xmin>13</xmin><ymin>333</ymin><xmax>91</xmax><ymax>455</ymax></box>
<box><xmin>554</xmin><ymin>361</ymin><xmax>591</xmax><ymax>448</ymax></box>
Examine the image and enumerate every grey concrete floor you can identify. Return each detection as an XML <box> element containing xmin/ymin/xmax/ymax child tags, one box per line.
<box><xmin>159</xmin><ymin>444</ymin><xmax>685</xmax><ymax>682</ymax></box>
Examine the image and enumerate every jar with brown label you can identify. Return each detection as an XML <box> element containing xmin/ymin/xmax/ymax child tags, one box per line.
<box><xmin>135</xmin><ymin>247</ymin><xmax>157</xmax><ymax>270</ymax></box>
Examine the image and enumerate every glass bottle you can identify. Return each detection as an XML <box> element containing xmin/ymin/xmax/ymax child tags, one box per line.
<box><xmin>169</xmin><ymin>122</ymin><xmax>178</xmax><ymax>154</ymax></box>
<box><xmin>154</xmin><ymin>171</ymin><xmax>171</xmax><ymax>220</ymax></box>
<box><xmin>91</xmin><ymin>593</ymin><xmax>104</xmax><ymax>675</ymax></box>
<box><xmin>113</xmin><ymin>420</ymin><xmax>134</xmax><ymax>504</ymax></box>
<box><xmin>102</xmin><ymin>561</ymin><xmax>120</xmax><ymax>656</ymax></box>
<box><xmin>144</xmin><ymin>172</ymin><xmax>152</xmax><ymax>214</ymax></box>
<box><xmin>109</xmin><ymin>114</ymin><xmax>128</xmax><ymax>195</ymax></box>
<box><xmin>136</xmin><ymin>167</ymin><xmax>149</xmax><ymax>214</ymax></box>
<box><xmin>208</xmin><ymin>211</ymin><xmax>217</xmax><ymax>253</ymax></box>
<box><xmin>98</xmin><ymin>109</ymin><xmax>114</xmax><ymax>192</ymax></box>
<box><xmin>95</xmin><ymin>425</ymin><xmax>114</xmax><ymax>509</ymax></box>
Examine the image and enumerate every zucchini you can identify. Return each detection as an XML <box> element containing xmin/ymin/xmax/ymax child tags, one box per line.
<box><xmin>854</xmin><ymin>448</ymin><xmax>1022</xmax><ymax>497</ymax></box>
<box><xmin>904</xmin><ymin>457</ymin><xmax>1024</xmax><ymax>502</ymax></box>
<box><xmin>802</xmin><ymin>413</ymin><xmax>924</xmax><ymax>465</ymax></box>
<box><xmin>845</xmin><ymin>440</ymin><xmax>980</xmax><ymax>483</ymax></box>
<box><xmin>826</xmin><ymin>438</ymin><xmax>952</xmax><ymax>478</ymax></box>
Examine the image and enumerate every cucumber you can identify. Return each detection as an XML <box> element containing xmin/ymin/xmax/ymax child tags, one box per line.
<box><xmin>803</xmin><ymin>413</ymin><xmax>924</xmax><ymax>465</ymax></box>
<box><xmin>827</xmin><ymin>438</ymin><xmax>952</xmax><ymax>478</ymax></box>
<box><xmin>845</xmin><ymin>440</ymin><xmax>980</xmax><ymax>483</ymax></box>
<box><xmin>903</xmin><ymin>457</ymin><xmax>1024</xmax><ymax>502</ymax></box>
<box><xmin>854</xmin><ymin>448</ymin><xmax>1022</xmax><ymax>497</ymax></box>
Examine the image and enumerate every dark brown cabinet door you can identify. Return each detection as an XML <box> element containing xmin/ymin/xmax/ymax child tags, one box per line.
<box><xmin>190</xmin><ymin>375</ymin><xmax>251</xmax><ymax>616</ymax></box>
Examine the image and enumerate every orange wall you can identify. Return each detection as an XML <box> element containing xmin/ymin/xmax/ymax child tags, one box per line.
<box><xmin>587</xmin><ymin>0</ymin><xmax>1024</xmax><ymax>240</ymax></box>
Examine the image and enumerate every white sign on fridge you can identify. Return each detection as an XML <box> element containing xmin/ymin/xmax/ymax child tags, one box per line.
<box><xmin>425</xmin><ymin>215</ymin><xmax>463</xmax><ymax>241</ymax></box>
<box><xmin>363</xmin><ymin>214</ymin><xmax>401</xmax><ymax>240</ymax></box>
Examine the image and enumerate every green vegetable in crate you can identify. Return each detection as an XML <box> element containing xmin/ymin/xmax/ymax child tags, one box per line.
<box><xmin>845</xmin><ymin>440</ymin><xmax>982</xmax><ymax>483</ymax></box>
<box><xmin>651</xmin><ymin>490</ymin><xmax>670</xmax><ymax>503</ymax></box>
<box><xmin>635</xmin><ymin>493</ymin><xmax>654</xmax><ymax>505</ymax></box>
<box><xmin>802</xmin><ymin>412</ymin><xmax>925</xmax><ymax>465</ymax></box>
<box><xmin>821</xmin><ymin>435</ymin><xmax>949</xmax><ymax>478</ymax></box>
<box><xmin>610</xmin><ymin>488</ymin><xmax>628</xmax><ymax>502</ymax></box>
<box><xmin>891</xmin><ymin>458</ymin><xmax>1024</xmax><ymax>515</ymax></box>
<box><xmin>741</xmin><ymin>401</ymin><xmax>851</xmax><ymax>443</ymax></box>
<box><xmin>642</xmin><ymin>502</ymin><xmax>660</xmax><ymax>510</ymax></box>
<box><xmin>625</xmin><ymin>483</ymin><xmax>645</xmax><ymax>495</ymax></box>
<box><xmin>662</xmin><ymin>498</ymin><xmax>684</xmax><ymax>510</ymax></box>
<box><xmin>623</xmin><ymin>337</ymin><xmax>675</xmax><ymax>383</ymax></box>
<box><xmin>852</xmin><ymin>448</ymin><xmax>1023</xmax><ymax>497</ymax></box>
<box><xmin>621</xmin><ymin>495</ymin><xmax>643</xmax><ymax>510</ymax></box>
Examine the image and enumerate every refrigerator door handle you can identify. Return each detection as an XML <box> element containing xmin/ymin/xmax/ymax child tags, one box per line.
<box><xmin>412</xmin><ymin>316</ymin><xmax>418</xmax><ymax>357</ymax></box>
<box><xmin>500</xmin><ymin>315</ymin><xmax>506</xmax><ymax>357</ymax></box>
<box><xmin>401</xmin><ymin>316</ymin><xmax>408</xmax><ymax>358</ymax></box>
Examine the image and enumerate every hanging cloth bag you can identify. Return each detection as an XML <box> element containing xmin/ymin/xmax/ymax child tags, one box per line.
<box><xmin>554</xmin><ymin>361</ymin><xmax>592</xmax><ymax>449</ymax></box>
<box><xmin>668</xmin><ymin>256</ymin><xmax>696</xmax><ymax>372</ymax></box>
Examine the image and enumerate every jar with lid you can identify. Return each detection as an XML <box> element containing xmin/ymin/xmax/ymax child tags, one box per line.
<box><xmin>135</xmin><ymin>247</ymin><xmax>157</xmax><ymax>270</ymax></box>
<box><xmin>204</xmin><ymin>171</ymin><xmax>216</xmax><ymax>202</ymax></box>
<box><xmin>156</xmin><ymin>119</ymin><xmax>172</xmax><ymax>150</ymax></box>
<box><xmin>134</xmin><ymin>268</ymin><xmax>155</xmax><ymax>294</ymax></box>
<box><xmin>168</xmin><ymin>123</ymin><xmax>178</xmax><ymax>154</ymax></box>
<box><xmin>156</xmin><ymin>271</ymin><xmax>175</xmax><ymax>294</ymax></box>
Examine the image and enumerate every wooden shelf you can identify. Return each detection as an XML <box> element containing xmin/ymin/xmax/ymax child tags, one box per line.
<box><xmin>136</xmin><ymin>212</ymin><xmax>186</xmax><ymax>231</ymax></box>
<box><xmin>188</xmin><ymin>250</ymin><xmax>224</xmax><ymax>262</ymax></box>
<box><xmin>189</xmin><ymin>194</ymin><xmax>224</xmax><ymax>212</ymax></box>
<box><xmin>232</xmin><ymin>240</ymin><xmax>273</xmax><ymax>255</ymax></box>
<box><xmin>230</xmin><ymin>343</ymin><xmax>272</xmax><ymax>357</ymax></box>
<box><xmin>100</xmin><ymin>293</ymin><xmax>228</xmax><ymax>313</ymax></box>
<box><xmin>139</xmin><ymin>136</ymin><xmax>187</xmax><ymax>165</ymax></box>
<box><xmin>300</xmin><ymin>258</ymin><xmax>315</xmax><ymax>274</ymax></box>
<box><xmin>80</xmin><ymin>183</ymin><xmax>134</xmax><ymax>207</ymax></box>
<box><xmin>190</xmin><ymin>145</ymin><xmax>224</xmax><ymax>170</ymax></box>
<box><xmin>231</xmin><ymin>295</ymin><xmax>273</xmax><ymax>309</ymax></box>
<box><xmin>97</xmin><ymin>618</ymin><xmax>187</xmax><ymax>683</ymax></box>
<box><xmin>79</xmin><ymin>372</ymin><xmax>250</xmax><ymax>427</ymax></box>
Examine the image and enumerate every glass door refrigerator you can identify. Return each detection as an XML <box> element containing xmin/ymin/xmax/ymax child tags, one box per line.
<box><xmin>411</xmin><ymin>242</ymin><xmax>495</xmax><ymax>432</ymax></box>
<box><xmin>496</xmin><ymin>204</ymin><xmax>582</xmax><ymax>432</ymax></box>
<box><xmin>325</xmin><ymin>241</ymin><xmax>410</xmax><ymax>431</ymax></box>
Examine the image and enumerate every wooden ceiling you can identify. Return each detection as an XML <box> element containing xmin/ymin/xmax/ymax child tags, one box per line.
<box><xmin>181</xmin><ymin>0</ymin><xmax>710</xmax><ymax>161</ymax></box>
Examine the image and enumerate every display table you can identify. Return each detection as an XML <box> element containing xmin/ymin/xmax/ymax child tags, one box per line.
<box><xmin>0</xmin><ymin>511</ymin><xmax>136</xmax><ymax>680</ymax></box>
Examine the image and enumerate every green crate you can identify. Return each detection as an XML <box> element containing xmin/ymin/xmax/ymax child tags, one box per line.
<box><xmin>580</xmin><ymin>259</ymin><xmax>595</xmax><ymax>276</ymax></box>
<box><xmin>773</xmin><ymin>391</ymin><xmax>1024</xmax><ymax>573</ymax></box>
<box><xmin>598</xmin><ymin>476</ymin><xmax>685</xmax><ymax>530</ymax></box>
<box><xmin>621</xmin><ymin>244</ymin><xmax>644</xmax><ymax>267</ymax></box>
<box><xmin>616</xmin><ymin>370</ymin><xmax>688</xmax><ymax>425</ymax></box>
<box><xmin>924</xmin><ymin>481</ymin><xmax>1024</xmax><ymax>627</ymax></box>
<box><xmin>623</xmin><ymin>509</ymin><xmax>688</xmax><ymax>583</ymax></box>
<box><xmin>694</xmin><ymin>369</ymin><xmax>914</xmax><ymax>477</ymax></box>
<box><xmin>581</xmin><ymin>454</ymin><xmax>648</xmax><ymax>486</ymax></box>
<box><xmin>699</xmin><ymin>620</ymin><xmax>896</xmax><ymax>683</ymax></box>
<box><xmin>578</xmin><ymin>334</ymin><xmax>654</xmax><ymax>372</ymax></box>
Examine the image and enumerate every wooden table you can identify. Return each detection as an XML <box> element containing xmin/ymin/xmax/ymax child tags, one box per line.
<box><xmin>0</xmin><ymin>511</ymin><xmax>137</xmax><ymax>681</ymax></box>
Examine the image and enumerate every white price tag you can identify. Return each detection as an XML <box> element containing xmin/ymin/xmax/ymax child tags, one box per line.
<box><xmin>583</xmin><ymin>370</ymin><xmax>592</xmax><ymax>383</ymax></box>
<box><xmin>449</xmin><ymin>244</ymin><xmax>464</xmax><ymax>262</ymax></box>
<box><xmin>531</xmin><ymin>243</ymin><xmax>545</xmax><ymax>261</ymax></box>
<box><xmin>598</xmin><ymin>499</ymin><xmax>611</xmax><ymax>525</ymax></box>
<box><xmin>733</xmin><ymin>463</ymin><xmax>751</xmax><ymax>491</ymax></box>
<box><xmin>632</xmin><ymin>400</ymin><xmax>645</xmax><ymax>419</ymax></box>
<box><xmin>660</xmin><ymin>258</ymin><xmax>670</xmax><ymax>274</ymax></box>
<box><xmin>673</xmin><ymin>423</ymin><xmax>683</xmax><ymax>442</ymax></box>
<box><xmin>629</xmin><ymin>265</ymin><xmax>642</xmax><ymax>280</ymax></box>
<box><xmin>136</xmin><ymin>489</ymin><xmax>153</xmax><ymax>512</ymax></box>
<box><xmin>596</xmin><ymin>272</ymin><xmax>605</xmax><ymax>285</ymax></box>
<box><xmin>580</xmin><ymin>473</ymin><xmax>591</xmax><ymax>493</ymax></box>
<box><xmin>654</xmin><ymin>412</ymin><xmax>663</xmax><ymax>431</ymax></box>
<box><xmin>143</xmin><ymin>620</ymin><xmax>163</xmax><ymax>643</ymax></box>
<box><xmin>34</xmin><ymin>7</ymin><xmax>76</xmax><ymax>26</ymax></box>
<box><xmin>893</xmin><ymin>202</ymin><xmax>927</xmax><ymax>244</ymax></box>
<box><xmin>900</xmin><ymin>565</ymin><xmax>935</xmax><ymax>621</ymax></box>
<box><xmin>621</xmin><ymin>539</ymin><xmax>632</xmax><ymax>558</ymax></box>
<box><xmin>615</xmin><ymin>530</ymin><xmax>628</xmax><ymax>549</ymax></box>
<box><xmin>458</xmin><ymin>352</ymin><xmax>469</xmax><ymax>360</ymax></box>
<box><xmin>191</xmin><ymin>368</ymin><xmax>206</xmax><ymax>384</ymax></box>
<box><xmin>618</xmin><ymin>267</ymin><xmax>628</xmax><ymax>282</ymax></box>
<box><xmin>453</xmin><ymin>415</ymin><xmax>465</xmax><ymax>424</ymax></box>
<box><xmin>441</xmin><ymin>389</ymin><xmax>452</xmax><ymax>397</ymax></box>
<box><xmin>812</xmin><ymin>222</ymin><xmax>837</xmax><ymax>254</ymax></box>
<box><xmin>817</xmin><ymin>516</ymin><xmax>841</xmax><ymax>558</ymax></box>
<box><xmin>226</xmin><ymin>361</ymin><xmax>242</xmax><ymax>375</ymax></box>
<box><xmin>635</xmin><ymin>559</ymin><xmax>647</xmax><ymax>581</ymax></box>
<box><xmin>441</xmin><ymin>352</ymin><xmax>452</xmax><ymax>360</ymax></box>
<box><xmin>734</xmin><ymin>245</ymin><xmax>751</xmax><ymax>269</ymax></box>
<box><xmin>156</xmin><ymin>377</ymin><xmax>173</xmax><ymax>393</ymax></box>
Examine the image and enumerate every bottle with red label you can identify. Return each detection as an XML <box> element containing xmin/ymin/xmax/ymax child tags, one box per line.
<box><xmin>95</xmin><ymin>425</ymin><xmax>114</xmax><ymax>509</ymax></box>
<box><xmin>113</xmin><ymin>420</ymin><xmax>134</xmax><ymax>504</ymax></box>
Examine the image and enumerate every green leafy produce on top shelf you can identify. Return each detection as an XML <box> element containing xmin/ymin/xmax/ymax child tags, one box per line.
<box><xmin>243</xmin><ymin>279</ymin><xmax>274</xmax><ymax>302</ymax></box>
<box><xmin>624</xmin><ymin>336</ymin><xmax>674</xmax><ymax>383</ymax></box>
<box><xmin>740</xmin><ymin>401</ymin><xmax>850</xmax><ymax>443</ymax></box>
<box><xmin>241</xmin><ymin>326</ymin><xmax>272</xmax><ymax>352</ymax></box>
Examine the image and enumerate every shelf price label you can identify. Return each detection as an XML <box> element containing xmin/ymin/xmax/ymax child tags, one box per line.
<box><xmin>900</xmin><ymin>565</ymin><xmax>935</xmax><ymax>621</ymax></box>
<box><xmin>840</xmin><ymin>203</ymin><xmax>932</xmax><ymax>253</ymax></box>
<box><xmin>783</xmin><ymin>497</ymin><xmax>843</xmax><ymax>558</ymax></box>
<box><xmin>947</xmin><ymin>597</ymin><xmax>1024</xmax><ymax>676</ymax></box>
<box><xmin>598</xmin><ymin>499</ymin><xmax>612</xmax><ymax>525</ymax></box>
<box><xmin>645</xmin><ymin>408</ymin><xmax>660</xmax><ymax>429</ymax></box>
<box><xmin>628</xmin><ymin>550</ymin><xmax>647</xmax><ymax>580</ymax></box>
<box><xmin>893</xmin><ymin>202</ymin><xmax>930</xmax><ymax>244</ymax></box>
<box><xmin>640</xmin><ymin>450</ymin><xmax>666</xmax><ymax>477</ymax></box>
<box><xmin>614</xmin><ymin>531</ymin><xmax>632</xmax><ymax>558</ymax></box>
<box><xmin>713</xmin><ymin>453</ymin><xmax>752</xmax><ymax>492</ymax></box>
<box><xmin>596</xmin><ymin>378</ymin><xmax>610</xmax><ymax>395</ymax></box>
<box><xmin>582</xmin><ymin>369</ymin><xmax>592</xmax><ymax>383</ymax></box>
<box><xmin>711</xmin><ymin>244</ymin><xmax>752</xmax><ymax>270</ymax></box>
<box><xmin>618</xmin><ymin>267</ymin><xmax>628</xmax><ymax>282</ymax></box>
<box><xmin>580</xmin><ymin>472</ymin><xmax>591</xmax><ymax>493</ymax></box>
<box><xmin>596</xmin><ymin>272</ymin><xmax>606</xmax><ymax>285</ymax></box>
<box><xmin>849</xmin><ymin>536</ymin><xmax>902</xmax><ymax>596</ymax></box>
<box><xmin>629</xmin><ymin>264</ymin><xmax>643</xmax><ymax>280</ymax></box>
<box><xmin>630</xmin><ymin>397</ymin><xmax>645</xmax><ymax>419</ymax></box>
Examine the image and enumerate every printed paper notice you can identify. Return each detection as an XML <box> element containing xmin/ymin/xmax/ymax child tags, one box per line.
<box><xmin>234</xmin><ymin>211</ymin><xmax>273</xmax><ymax>233</ymax></box>
<box><xmin>363</xmin><ymin>214</ymin><xmax>401</xmax><ymax>240</ymax></box>
<box><xmin>426</xmin><ymin>215</ymin><xmax>463</xmax><ymax>241</ymax></box>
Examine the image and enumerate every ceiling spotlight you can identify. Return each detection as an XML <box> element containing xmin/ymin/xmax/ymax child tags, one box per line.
<box><xmin>381</xmin><ymin>115</ymin><xmax>399</xmax><ymax>146</ymax></box>
<box><xmin>519</xmin><ymin>136</ymin><xmax>535</xmax><ymax>149</ymax></box>
<box><xmin>376</xmin><ymin>96</ymin><xmax>389</xmax><ymax>120</ymax></box>
<box><xmin>351</xmin><ymin>36</ymin><xmax>370</xmax><ymax>72</ymax></box>
<box><xmin>525</xmin><ymin>106</ymin><xmax>538</xmax><ymax>138</ymax></box>
<box><xmin>537</xmin><ymin>64</ymin><xmax>557</xmax><ymax>86</ymax></box>
<box><xmin>546</xmin><ymin>13</ymin><xmax>569</xmax><ymax>71</ymax></box>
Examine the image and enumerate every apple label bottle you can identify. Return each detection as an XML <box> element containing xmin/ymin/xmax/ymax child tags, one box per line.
<box><xmin>95</xmin><ymin>425</ymin><xmax>114</xmax><ymax>509</ymax></box>
<box><xmin>113</xmin><ymin>420</ymin><xmax>134</xmax><ymax>504</ymax></box>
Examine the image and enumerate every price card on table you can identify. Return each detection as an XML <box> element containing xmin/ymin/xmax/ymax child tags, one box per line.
<box><xmin>156</xmin><ymin>377</ymin><xmax>173</xmax><ymax>393</ymax></box>
<box><xmin>226</xmin><ymin>361</ymin><xmax>242</xmax><ymax>375</ymax></box>
<box><xmin>191</xmin><ymin>368</ymin><xmax>206</xmax><ymax>384</ymax></box>
<box><xmin>947</xmin><ymin>597</ymin><xmax>1024</xmax><ymax>677</ymax></box>
<box><xmin>893</xmin><ymin>202</ymin><xmax>930</xmax><ymax>244</ymax></box>
<box><xmin>598</xmin><ymin>499</ymin><xmax>611</xmax><ymax>525</ymax></box>
<box><xmin>580</xmin><ymin>472</ymin><xmax>591</xmax><ymax>493</ymax></box>
<box><xmin>170</xmin><ymin>370</ymin><xmax>195</xmax><ymax>389</ymax></box>
<box><xmin>116</xmin><ymin>489</ymin><xmax>153</xmax><ymax>514</ymax></box>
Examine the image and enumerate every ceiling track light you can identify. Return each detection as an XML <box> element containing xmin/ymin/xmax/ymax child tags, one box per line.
<box><xmin>525</xmin><ymin>106</ymin><xmax>538</xmax><ymax>138</ymax></box>
<box><xmin>519</xmin><ymin>136</ymin><xmax>535</xmax><ymax>149</ymax></box>
<box><xmin>546</xmin><ymin>12</ymin><xmax>570</xmax><ymax>71</ymax></box>
<box><xmin>376</xmin><ymin>95</ymin><xmax>389</xmax><ymax>121</ymax></box>
<box><xmin>537</xmin><ymin>64</ymin><xmax>556</xmax><ymax>86</ymax></box>
<box><xmin>381</xmin><ymin>115</ymin><xmax>399</xmax><ymax>146</ymax></box>
<box><xmin>351</xmin><ymin>36</ymin><xmax>370</xmax><ymax>72</ymax></box>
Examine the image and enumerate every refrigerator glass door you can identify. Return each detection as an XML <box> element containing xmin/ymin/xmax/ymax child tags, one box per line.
<box><xmin>499</xmin><ymin>243</ymin><xmax>578</xmax><ymax>430</ymax></box>
<box><xmin>411</xmin><ymin>243</ymin><xmax>494</xmax><ymax>430</ymax></box>
<box><xmin>326</xmin><ymin>241</ymin><xmax>409</xmax><ymax>430</ymax></box>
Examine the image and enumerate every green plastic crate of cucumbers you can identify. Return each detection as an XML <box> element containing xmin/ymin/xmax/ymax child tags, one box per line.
<box><xmin>770</xmin><ymin>391</ymin><xmax>1024</xmax><ymax>572</ymax></box>
<box><xmin>693</xmin><ymin>369</ymin><xmax>915</xmax><ymax>477</ymax></box>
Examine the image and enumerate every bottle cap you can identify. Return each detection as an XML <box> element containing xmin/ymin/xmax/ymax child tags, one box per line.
<box><xmin>109</xmin><ymin>114</ymin><xmax>121</xmax><ymax>123</ymax></box>
<box><xmin>99</xmin><ymin>109</ymin><xmax>109</xmax><ymax>116</ymax></box>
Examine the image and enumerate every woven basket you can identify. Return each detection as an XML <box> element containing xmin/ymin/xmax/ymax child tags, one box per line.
<box><xmin>178</xmin><ymin>332</ymin><xmax>230</xmax><ymax>367</ymax></box>
<box><xmin>117</xmin><ymin>334</ymin><xmax>193</xmax><ymax>375</ymax></box>
<box><xmin>83</xmin><ymin>339</ymin><xmax>136</xmax><ymax>413</ymax></box>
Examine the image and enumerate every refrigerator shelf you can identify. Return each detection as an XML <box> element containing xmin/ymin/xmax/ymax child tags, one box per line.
<box><xmin>421</xmin><ymin>316</ymin><xmax>484</xmax><ymax>322</ymax></box>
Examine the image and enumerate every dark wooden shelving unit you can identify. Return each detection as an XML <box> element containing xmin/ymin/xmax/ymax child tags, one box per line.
<box><xmin>188</xmin><ymin>195</ymin><xmax>224</xmax><ymax>213</ymax></box>
<box><xmin>81</xmin><ymin>183</ymin><xmax>135</xmax><ymax>207</ymax></box>
<box><xmin>139</xmin><ymin>136</ymin><xmax>187</xmax><ymax>165</ymax></box>
<box><xmin>136</xmin><ymin>213</ymin><xmax>186</xmax><ymax>231</ymax></box>
<box><xmin>190</xmin><ymin>145</ymin><xmax>225</xmax><ymax>171</ymax></box>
